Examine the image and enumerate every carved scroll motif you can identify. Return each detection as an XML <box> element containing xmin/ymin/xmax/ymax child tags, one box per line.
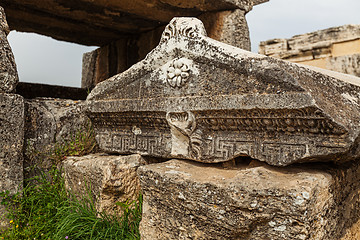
<box><xmin>166</xmin><ymin>111</ymin><xmax>203</xmax><ymax>158</ymax></box>
<box><xmin>161</xmin><ymin>18</ymin><xmax>207</xmax><ymax>42</ymax></box>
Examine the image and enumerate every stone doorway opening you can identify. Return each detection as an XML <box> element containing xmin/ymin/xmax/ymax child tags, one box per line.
<box><xmin>8</xmin><ymin>31</ymin><xmax>97</xmax><ymax>99</ymax></box>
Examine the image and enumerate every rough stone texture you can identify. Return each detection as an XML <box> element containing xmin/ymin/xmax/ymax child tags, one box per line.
<box><xmin>0</xmin><ymin>93</ymin><xmax>24</xmax><ymax>228</ymax></box>
<box><xmin>87</xmin><ymin>17</ymin><xmax>360</xmax><ymax>166</ymax></box>
<box><xmin>0</xmin><ymin>6</ymin><xmax>18</xmax><ymax>93</ymax></box>
<box><xmin>259</xmin><ymin>24</ymin><xmax>360</xmax><ymax>78</ymax></box>
<box><xmin>62</xmin><ymin>153</ymin><xmax>145</xmax><ymax>215</ymax></box>
<box><xmin>24</xmin><ymin>98</ymin><xmax>91</xmax><ymax>170</ymax></box>
<box><xmin>138</xmin><ymin>159</ymin><xmax>360</xmax><ymax>240</ymax></box>
<box><xmin>81</xmin><ymin>38</ymin><xmax>136</xmax><ymax>88</ymax></box>
<box><xmin>82</xmin><ymin>9</ymin><xmax>251</xmax><ymax>86</ymax></box>
<box><xmin>199</xmin><ymin>9</ymin><xmax>250</xmax><ymax>51</ymax></box>
<box><xmin>328</xmin><ymin>54</ymin><xmax>360</xmax><ymax>77</ymax></box>
<box><xmin>82</xmin><ymin>51</ymin><xmax>98</xmax><ymax>89</ymax></box>
<box><xmin>2</xmin><ymin>0</ymin><xmax>267</xmax><ymax>46</ymax></box>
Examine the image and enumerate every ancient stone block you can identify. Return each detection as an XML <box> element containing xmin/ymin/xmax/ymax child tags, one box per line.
<box><xmin>0</xmin><ymin>93</ymin><xmax>24</xmax><ymax>227</ymax></box>
<box><xmin>0</xmin><ymin>6</ymin><xmax>18</xmax><ymax>93</ymax></box>
<box><xmin>25</xmin><ymin>98</ymin><xmax>90</xmax><ymax>149</ymax></box>
<box><xmin>138</xmin><ymin>159</ymin><xmax>360</xmax><ymax>240</ymax></box>
<box><xmin>87</xmin><ymin>17</ymin><xmax>360</xmax><ymax>166</ymax></box>
<box><xmin>62</xmin><ymin>154</ymin><xmax>145</xmax><ymax>215</ymax></box>
<box><xmin>81</xmin><ymin>50</ymin><xmax>98</xmax><ymax>89</ymax></box>
<box><xmin>24</xmin><ymin>98</ymin><xmax>92</xmax><ymax>172</ymax></box>
<box><xmin>199</xmin><ymin>9</ymin><xmax>250</xmax><ymax>50</ymax></box>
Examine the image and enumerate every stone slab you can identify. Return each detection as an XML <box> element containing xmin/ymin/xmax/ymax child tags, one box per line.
<box><xmin>62</xmin><ymin>153</ymin><xmax>145</xmax><ymax>215</ymax></box>
<box><xmin>87</xmin><ymin>17</ymin><xmax>360</xmax><ymax>166</ymax></box>
<box><xmin>0</xmin><ymin>93</ymin><xmax>24</xmax><ymax>227</ymax></box>
<box><xmin>2</xmin><ymin>0</ymin><xmax>268</xmax><ymax>46</ymax></box>
<box><xmin>0</xmin><ymin>6</ymin><xmax>18</xmax><ymax>93</ymax></box>
<box><xmin>138</xmin><ymin>159</ymin><xmax>360</xmax><ymax>240</ymax></box>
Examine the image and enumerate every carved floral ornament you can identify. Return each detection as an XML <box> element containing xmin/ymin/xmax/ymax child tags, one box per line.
<box><xmin>166</xmin><ymin>58</ymin><xmax>191</xmax><ymax>88</ymax></box>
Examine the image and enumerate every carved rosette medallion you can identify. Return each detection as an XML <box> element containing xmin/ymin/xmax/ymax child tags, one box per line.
<box><xmin>167</xmin><ymin>58</ymin><xmax>190</xmax><ymax>88</ymax></box>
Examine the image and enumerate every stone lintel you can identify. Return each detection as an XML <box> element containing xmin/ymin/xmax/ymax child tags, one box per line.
<box><xmin>2</xmin><ymin>0</ymin><xmax>268</xmax><ymax>46</ymax></box>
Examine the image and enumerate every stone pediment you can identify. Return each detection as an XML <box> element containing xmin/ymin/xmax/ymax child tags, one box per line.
<box><xmin>87</xmin><ymin>18</ymin><xmax>360</xmax><ymax>166</ymax></box>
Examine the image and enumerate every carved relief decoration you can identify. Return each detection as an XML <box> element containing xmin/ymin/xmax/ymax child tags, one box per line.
<box><xmin>88</xmin><ymin>106</ymin><xmax>349</xmax><ymax>166</ymax></box>
<box><xmin>161</xmin><ymin>18</ymin><xmax>207</xmax><ymax>42</ymax></box>
<box><xmin>166</xmin><ymin>58</ymin><xmax>191</xmax><ymax>88</ymax></box>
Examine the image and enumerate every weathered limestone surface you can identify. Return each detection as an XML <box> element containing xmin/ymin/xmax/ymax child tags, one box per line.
<box><xmin>62</xmin><ymin>154</ymin><xmax>145</xmax><ymax>215</ymax></box>
<box><xmin>328</xmin><ymin>54</ymin><xmax>360</xmax><ymax>77</ymax></box>
<box><xmin>199</xmin><ymin>9</ymin><xmax>250</xmax><ymax>51</ymax></box>
<box><xmin>259</xmin><ymin>24</ymin><xmax>360</xmax><ymax>78</ymax></box>
<box><xmin>0</xmin><ymin>6</ymin><xmax>18</xmax><ymax>93</ymax></box>
<box><xmin>87</xmin><ymin>17</ymin><xmax>360</xmax><ymax>166</ymax></box>
<box><xmin>0</xmin><ymin>93</ymin><xmax>24</xmax><ymax>227</ymax></box>
<box><xmin>138</xmin><ymin>159</ymin><xmax>360</xmax><ymax>240</ymax></box>
<box><xmin>2</xmin><ymin>0</ymin><xmax>267</xmax><ymax>46</ymax></box>
<box><xmin>24</xmin><ymin>98</ymin><xmax>91</xmax><ymax>171</ymax></box>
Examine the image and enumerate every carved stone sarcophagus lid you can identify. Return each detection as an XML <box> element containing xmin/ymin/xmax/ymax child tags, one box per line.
<box><xmin>87</xmin><ymin>17</ymin><xmax>360</xmax><ymax>166</ymax></box>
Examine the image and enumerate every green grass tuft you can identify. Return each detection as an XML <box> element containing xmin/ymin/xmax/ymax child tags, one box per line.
<box><xmin>0</xmin><ymin>166</ymin><xmax>142</xmax><ymax>240</ymax></box>
<box><xmin>1</xmin><ymin>124</ymin><xmax>141</xmax><ymax>240</ymax></box>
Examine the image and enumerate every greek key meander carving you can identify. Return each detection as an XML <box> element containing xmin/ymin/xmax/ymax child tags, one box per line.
<box><xmin>91</xmin><ymin>107</ymin><xmax>348</xmax><ymax>162</ymax></box>
<box><xmin>97</xmin><ymin>131</ymin><xmax>170</xmax><ymax>155</ymax></box>
<box><xmin>166</xmin><ymin>58</ymin><xmax>191</xmax><ymax>88</ymax></box>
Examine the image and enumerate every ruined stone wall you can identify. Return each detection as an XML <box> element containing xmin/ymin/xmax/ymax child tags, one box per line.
<box><xmin>259</xmin><ymin>24</ymin><xmax>360</xmax><ymax>77</ymax></box>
